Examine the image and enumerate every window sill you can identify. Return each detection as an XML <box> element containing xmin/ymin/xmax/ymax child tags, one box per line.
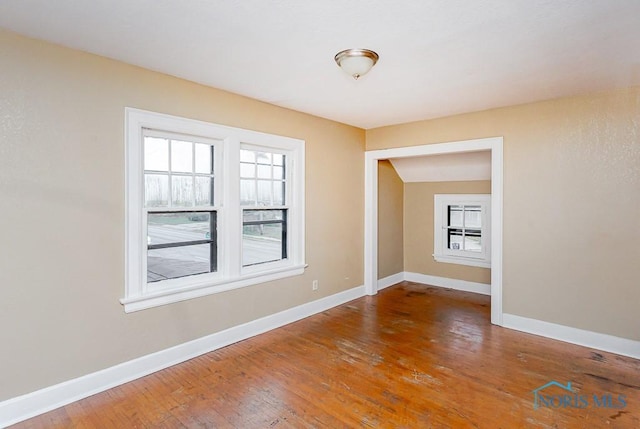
<box><xmin>121</xmin><ymin>264</ymin><xmax>306</xmax><ymax>313</ymax></box>
<box><xmin>433</xmin><ymin>254</ymin><xmax>491</xmax><ymax>269</ymax></box>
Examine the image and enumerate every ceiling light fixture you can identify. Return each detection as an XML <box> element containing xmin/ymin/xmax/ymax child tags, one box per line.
<box><xmin>334</xmin><ymin>48</ymin><xmax>379</xmax><ymax>80</ymax></box>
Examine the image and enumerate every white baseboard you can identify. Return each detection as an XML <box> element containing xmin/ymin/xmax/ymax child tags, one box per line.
<box><xmin>503</xmin><ymin>313</ymin><xmax>640</xmax><ymax>360</ymax></box>
<box><xmin>6</xmin><ymin>281</ymin><xmax>636</xmax><ymax>427</ymax></box>
<box><xmin>0</xmin><ymin>285</ymin><xmax>366</xmax><ymax>428</ymax></box>
<box><xmin>404</xmin><ymin>272</ymin><xmax>491</xmax><ymax>296</ymax></box>
<box><xmin>377</xmin><ymin>272</ymin><xmax>405</xmax><ymax>290</ymax></box>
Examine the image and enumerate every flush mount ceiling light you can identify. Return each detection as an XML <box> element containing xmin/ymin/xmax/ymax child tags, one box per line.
<box><xmin>334</xmin><ymin>48</ymin><xmax>379</xmax><ymax>80</ymax></box>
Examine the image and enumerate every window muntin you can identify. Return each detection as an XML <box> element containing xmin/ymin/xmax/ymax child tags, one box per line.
<box><xmin>434</xmin><ymin>194</ymin><xmax>491</xmax><ymax>268</ymax></box>
<box><xmin>240</xmin><ymin>149</ymin><xmax>286</xmax><ymax>206</ymax></box>
<box><xmin>124</xmin><ymin>108</ymin><xmax>305</xmax><ymax>312</ymax></box>
<box><xmin>143</xmin><ymin>133</ymin><xmax>216</xmax><ymax>209</ymax></box>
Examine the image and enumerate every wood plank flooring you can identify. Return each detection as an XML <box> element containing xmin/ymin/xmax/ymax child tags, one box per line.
<box><xmin>12</xmin><ymin>282</ymin><xmax>640</xmax><ymax>428</ymax></box>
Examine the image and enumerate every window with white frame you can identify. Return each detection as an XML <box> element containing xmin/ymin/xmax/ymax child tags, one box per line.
<box><xmin>123</xmin><ymin>108</ymin><xmax>305</xmax><ymax>312</ymax></box>
<box><xmin>433</xmin><ymin>194</ymin><xmax>491</xmax><ymax>268</ymax></box>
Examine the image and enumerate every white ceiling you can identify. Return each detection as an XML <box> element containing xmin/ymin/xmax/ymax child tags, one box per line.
<box><xmin>390</xmin><ymin>151</ymin><xmax>491</xmax><ymax>183</ymax></box>
<box><xmin>1</xmin><ymin>1</ymin><xmax>639</xmax><ymax>129</ymax></box>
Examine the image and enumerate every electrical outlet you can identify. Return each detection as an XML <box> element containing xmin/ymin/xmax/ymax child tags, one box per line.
<box><xmin>312</xmin><ymin>280</ymin><xmax>319</xmax><ymax>291</ymax></box>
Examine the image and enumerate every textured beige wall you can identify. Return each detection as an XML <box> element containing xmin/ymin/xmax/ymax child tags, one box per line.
<box><xmin>0</xmin><ymin>30</ymin><xmax>364</xmax><ymax>400</ymax></box>
<box><xmin>367</xmin><ymin>87</ymin><xmax>640</xmax><ymax>341</ymax></box>
<box><xmin>377</xmin><ymin>160</ymin><xmax>404</xmax><ymax>279</ymax></box>
<box><xmin>404</xmin><ymin>181</ymin><xmax>491</xmax><ymax>284</ymax></box>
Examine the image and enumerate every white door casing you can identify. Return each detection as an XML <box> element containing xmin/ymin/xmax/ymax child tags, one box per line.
<box><xmin>364</xmin><ymin>137</ymin><xmax>504</xmax><ymax>325</ymax></box>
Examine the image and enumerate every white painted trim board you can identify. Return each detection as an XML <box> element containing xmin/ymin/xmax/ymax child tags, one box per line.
<box><xmin>0</xmin><ymin>286</ymin><xmax>365</xmax><ymax>428</ymax></box>
<box><xmin>404</xmin><ymin>272</ymin><xmax>491</xmax><ymax>295</ymax></box>
<box><xmin>4</xmin><ymin>277</ymin><xmax>638</xmax><ymax>427</ymax></box>
<box><xmin>503</xmin><ymin>313</ymin><xmax>640</xmax><ymax>360</ymax></box>
<box><xmin>379</xmin><ymin>273</ymin><xmax>639</xmax><ymax>360</ymax></box>
<box><xmin>378</xmin><ymin>272</ymin><xmax>491</xmax><ymax>296</ymax></box>
<box><xmin>377</xmin><ymin>272</ymin><xmax>405</xmax><ymax>290</ymax></box>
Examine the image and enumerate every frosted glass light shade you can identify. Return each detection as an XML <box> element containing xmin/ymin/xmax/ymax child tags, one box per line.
<box><xmin>335</xmin><ymin>49</ymin><xmax>379</xmax><ymax>80</ymax></box>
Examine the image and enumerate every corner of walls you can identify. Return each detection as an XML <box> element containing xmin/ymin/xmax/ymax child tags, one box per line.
<box><xmin>377</xmin><ymin>160</ymin><xmax>404</xmax><ymax>280</ymax></box>
<box><xmin>377</xmin><ymin>273</ymin><xmax>640</xmax><ymax>361</ymax></box>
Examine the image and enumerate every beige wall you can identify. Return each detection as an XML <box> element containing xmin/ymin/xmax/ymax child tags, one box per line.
<box><xmin>367</xmin><ymin>87</ymin><xmax>640</xmax><ymax>341</ymax></box>
<box><xmin>0</xmin><ymin>30</ymin><xmax>364</xmax><ymax>400</ymax></box>
<box><xmin>377</xmin><ymin>160</ymin><xmax>404</xmax><ymax>279</ymax></box>
<box><xmin>404</xmin><ymin>181</ymin><xmax>491</xmax><ymax>284</ymax></box>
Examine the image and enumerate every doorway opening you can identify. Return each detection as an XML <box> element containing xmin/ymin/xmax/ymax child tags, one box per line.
<box><xmin>364</xmin><ymin>137</ymin><xmax>503</xmax><ymax>325</ymax></box>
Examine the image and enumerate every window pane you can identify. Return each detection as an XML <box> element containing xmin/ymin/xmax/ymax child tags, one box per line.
<box><xmin>144</xmin><ymin>173</ymin><xmax>169</xmax><ymax>207</ymax></box>
<box><xmin>242</xmin><ymin>210</ymin><xmax>286</xmax><ymax>267</ymax></box>
<box><xmin>273</xmin><ymin>181</ymin><xmax>285</xmax><ymax>205</ymax></box>
<box><xmin>273</xmin><ymin>153</ymin><xmax>284</xmax><ymax>166</ymax></box>
<box><xmin>448</xmin><ymin>229</ymin><xmax>463</xmax><ymax>250</ymax></box>
<box><xmin>240</xmin><ymin>179</ymin><xmax>256</xmax><ymax>205</ymax></box>
<box><xmin>242</xmin><ymin>225</ymin><xmax>283</xmax><ymax>266</ymax></box>
<box><xmin>148</xmin><ymin>244</ymin><xmax>211</xmax><ymax>282</ymax></box>
<box><xmin>144</xmin><ymin>137</ymin><xmax>169</xmax><ymax>172</ymax></box>
<box><xmin>257</xmin><ymin>164</ymin><xmax>271</xmax><ymax>179</ymax></box>
<box><xmin>195</xmin><ymin>177</ymin><xmax>213</xmax><ymax>206</ymax></box>
<box><xmin>257</xmin><ymin>180</ymin><xmax>272</xmax><ymax>205</ymax></box>
<box><xmin>242</xmin><ymin>224</ymin><xmax>282</xmax><ymax>267</ymax></box>
<box><xmin>465</xmin><ymin>230</ymin><xmax>482</xmax><ymax>252</ymax></box>
<box><xmin>464</xmin><ymin>206</ymin><xmax>482</xmax><ymax>228</ymax></box>
<box><xmin>240</xmin><ymin>149</ymin><xmax>255</xmax><ymax>163</ymax></box>
<box><xmin>256</xmin><ymin>151</ymin><xmax>271</xmax><ymax>165</ymax></box>
<box><xmin>194</xmin><ymin>143</ymin><xmax>212</xmax><ymax>174</ymax></box>
<box><xmin>147</xmin><ymin>212</ymin><xmax>211</xmax><ymax>246</ymax></box>
<box><xmin>449</xmin><ymin>205</ymin><xmax>463</xmax><ymax>227</ymax></box>
<box><xmin>172</xmin><ymin>175</ymin><xmax>194</xmax><ymax>207</ymax></box>
<box><xmin>273</xmin><ymin>165</ymin><xmax>284</xmax><ymax>180</ymax></box>
<box><xmin>240</xmin><ymin>162</ymin><xmax>255</xmax><ymax>178</ymax></box>
<box><xmin>171</xmin><ymin>140</ymin><xmax>193</xmax><ymax>173</ymax></box>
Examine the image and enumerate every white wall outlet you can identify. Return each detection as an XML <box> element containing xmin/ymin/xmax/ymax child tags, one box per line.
<box><xmin>312</xmin><ymin>280</ymin><xmax>319</xmax><ymax>291</ymax></box>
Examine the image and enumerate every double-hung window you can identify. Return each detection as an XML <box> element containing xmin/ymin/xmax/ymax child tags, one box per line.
<box><xmin>124</xmin><ymin>108</ymin><xmax>305</xmax><ymax>312</ymax></box>
<box><xmin>433</xmin><ymin>194</ymin><xmax>491</xmax><ymax>268</ymax></box>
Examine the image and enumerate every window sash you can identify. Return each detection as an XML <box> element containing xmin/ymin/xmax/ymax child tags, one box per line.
<box><xmin>146</xmin><ymin>210</ymin><xmax>218</xmax><ymax>283</ymax></box>
<box><xmin>142</xmin><ymin>130</ymin><xmax>218</xmax><ymax>210</ymax></box>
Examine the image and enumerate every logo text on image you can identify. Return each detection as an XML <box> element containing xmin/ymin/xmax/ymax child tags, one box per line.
<box><xmin>532</xmin><ymin>381</ymin><xmax>627</xmax><ymax>410</ymax></box>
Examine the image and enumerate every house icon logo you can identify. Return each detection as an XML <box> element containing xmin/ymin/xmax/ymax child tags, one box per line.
<box><xmin>532</xmin><ymin>380</ymin><xmax>627</xmax><ymax>410</ymax></box>
<box><xmin>532</xmin><ymin>381</ymin><xmax>574</xmax><ymax>409</ymax></box>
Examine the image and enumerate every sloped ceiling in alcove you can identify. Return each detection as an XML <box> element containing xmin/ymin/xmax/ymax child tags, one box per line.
<box><xmin>389</xmin><ymin>151</ymin><xmax>491</xmax><ymax>182</ymax></box>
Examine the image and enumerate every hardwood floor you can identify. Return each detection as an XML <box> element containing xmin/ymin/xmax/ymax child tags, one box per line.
<box><xmin>12</xmin><ymin>282</ymin><xmax>640</xmax><ymax>428</ymax></box>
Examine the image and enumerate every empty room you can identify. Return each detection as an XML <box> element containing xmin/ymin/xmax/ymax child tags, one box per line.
<box><xmin>1</xmin><ymin>1</ymin><xmax>639</xmax><ymax>428</ymax></box>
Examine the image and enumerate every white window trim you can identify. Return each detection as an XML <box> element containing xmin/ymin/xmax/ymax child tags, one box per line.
<box><xmin>433</xmin><ymin>194</ymin><xmax>491</xmax><ymax>268</ymax></box>
<box><xmin>123</xmin><ymin>108</ymin><xmax>305</xmax><ymax>312</ymax></box>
